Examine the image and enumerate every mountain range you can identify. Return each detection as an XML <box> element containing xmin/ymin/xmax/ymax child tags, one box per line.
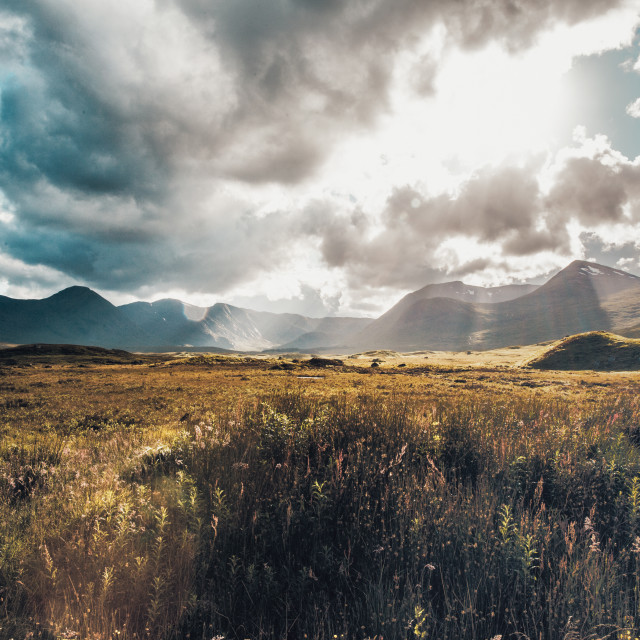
<box><xmin>2</xmin><ymin>260</ymin><xmax>640</xmax><ymax>352</ymax></box>
<box><xmin>354</xmin><ymin>260</ymin><xmax>640</xmax><ymax>351</ymax></box>
<box><xmin>0</xmin><ymin>287</ymin><xmax>370</xmax><ymax>351</ymax></box>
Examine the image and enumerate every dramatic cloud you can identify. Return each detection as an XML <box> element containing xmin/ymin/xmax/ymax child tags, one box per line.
<box><xmin>0</xmin><ymin>0</ymin><xmax>639</xmax><ymax>315</ymax></box>
<box><xmin>295</xmin><ymin>133</ymin><xmax>640</xmax><ymax>300</ymax></box>
<box><xmin>303</xmin><ymin>162</ymin><xmax>559</xmax><ymax>289</ymax></box>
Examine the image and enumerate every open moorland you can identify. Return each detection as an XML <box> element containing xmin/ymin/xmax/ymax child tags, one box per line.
<box><xmin>4</xmin><ymin>345</ymin><xmax>640</xmax><ymax>639</ymax></box>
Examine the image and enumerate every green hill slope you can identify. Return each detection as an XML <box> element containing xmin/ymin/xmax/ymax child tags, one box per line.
<box><xmin>527</xmin><ymin>331</ymin><xmax>640</xmax><ymax>370</ymax></box>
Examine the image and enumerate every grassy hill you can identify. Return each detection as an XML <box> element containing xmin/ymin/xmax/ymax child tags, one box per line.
<box><xmin>527</xmin><ymin>331</ymin><xmax>640</xmax><ymax>370</ymax></box>
<box><xmin>0</xmin><ymin>343</ymin><xmax>156</xmax><ymax>365</ymax></box>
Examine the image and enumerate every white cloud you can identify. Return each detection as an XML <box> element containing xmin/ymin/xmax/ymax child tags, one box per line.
<box><xmin>0</xmin><ymin>251</ymin><xmax>81</xmax><ymax>300</ymax></box>
<box><xmin>627</xmin><ymin>97</ymin><xmax>640</xmax><ymax>118</ymax></box>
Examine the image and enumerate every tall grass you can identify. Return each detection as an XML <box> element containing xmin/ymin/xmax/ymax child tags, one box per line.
<box><xmin>3</xmin><ymin>384</ymin><xmax>640</xmax><ymax>639</ymax></box>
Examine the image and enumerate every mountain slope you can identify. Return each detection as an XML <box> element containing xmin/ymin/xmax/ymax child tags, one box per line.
<box><xmin>1</xmin><ymin>261</ymin><xmax>638</xmax><ymax>352</ymax></box>
<box><xmin>355</xmin><ymin>297</ymin><xmax>491</xmax><ymax>351</ymax></box>
<box><xmin>476</xmin><ymin>260</ymin><xmax>616</xmax><ymax>349</ymax></box>
<box><xmin>490</xmin><ymin>260</ymin><xmax>640</xmax><ymax>347</ymax></box>
<box><xmin>351</xmin><ymin>280</ymin><xmax>536</xmax><ymax>351</ymax></box>
<box><xmin>119</xmin><ymin>299</ymin><xmax>213</xmax><ymax>346</ymax></box>
<box><xmin>399</xmin><ymin>281</ymin><xmax>538</xmax><ymax>305</ymax></box>
<box><xmin>0</xmin><ymin>287</ymin><xmax>152</xmax><ymax>348</ymax></box>
<box><xmin>121</xmin><ymin>300</ymin><xmax>278</xmax><ymax>350</ymax></box>
<box><xmin>354</xmin><ymin>261</ymin><xmax>640</xmax><ymax>351</ymax></box>
<box><xmin>120</xmin><ymin>300</ymin><xmax>371</xmax><ymax>351</ymax></box>
<box><xmin>0</xmin><ymin>285</ymin><xmax>372</xmax><ymax>352</ymax></box>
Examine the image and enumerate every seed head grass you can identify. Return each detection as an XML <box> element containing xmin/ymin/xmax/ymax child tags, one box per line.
<box><xmin>2</xmin><ymin>359</ymin><xmax>640</xmax><ymax>639</ymax></box>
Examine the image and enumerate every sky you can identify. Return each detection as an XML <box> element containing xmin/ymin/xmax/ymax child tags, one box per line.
<box><xmin>2</xmin><ymin>0</ymin><xmax>640</xmax><ymax>318</ymax></box>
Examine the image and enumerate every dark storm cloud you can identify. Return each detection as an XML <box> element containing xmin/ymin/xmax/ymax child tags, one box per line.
<box><xmin>546</xmin><ymin>144</ymin><xmax>640</xmax><ymax>234</ymax></box>
<box><xmin>0</xmin><ymin>0</ymin><xmax>630</xmax><ymax>298</ymax></box>
<box><xmin>449</xmin><ymin>167</ymin><xmax>542</xmax><ymax>240</ymax></box>
<box><xmin>0</xmin><ymin>5</ymin><xmax>168</xmax><ymax>203</ymax></box>
<box><xmin>2</xmin><ymin>202</ymin><xmax>296</xmax><ymax>293</ymax></box>
<box><xmin>445</xmin><ymin>0</ymin><xmax>623</xmax><ymax>51</ymax></box>
<box><xmin>224</xmin><ymin>135</ymin><xmax>325</xmax><ymax>185</ymax></box>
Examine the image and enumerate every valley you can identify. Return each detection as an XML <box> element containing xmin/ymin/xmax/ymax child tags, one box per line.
<box><xmin>6</xmin><ymin>3</ymin><xmax>640</xmax><ymax>638</ymax></box>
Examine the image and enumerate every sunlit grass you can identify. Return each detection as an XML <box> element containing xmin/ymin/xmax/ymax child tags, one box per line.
<box><xmin>2</xmin><ymin>358</ymin><xmax>640</xmax><ymax>639</ymax></box>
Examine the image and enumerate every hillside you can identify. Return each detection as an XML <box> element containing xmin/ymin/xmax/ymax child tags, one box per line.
<box><xmin>0</xmin><ymin>343</ymin><xmax>156</xmax><ymax>365</ymax></box>
<box><xmin>120</xmin><ymin>299</ymin><xmax>371</xmax><ymax>351</ymax></box>
<box><xmin>354</xmin><ymin>260</ymin><xmax>640</xmax><ymax>351</ymax></box>
<box><xmin>527</xmin><ymin>331</ymin><xmax>640</xmax><ymax>370</ymax></box>
<box><xmin>0</xmin><ymin>287</ymin><xmax>153</xmax><ymax>349</ymax></box>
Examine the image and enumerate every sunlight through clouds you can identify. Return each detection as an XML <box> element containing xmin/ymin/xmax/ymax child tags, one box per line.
<box><xmin>1</xmin><ymin>0</ymin><xmax>640</xmax><ymax>315</ymax></box>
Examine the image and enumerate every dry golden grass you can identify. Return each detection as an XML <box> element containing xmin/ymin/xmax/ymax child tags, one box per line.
<box><xmin>3</xmin><ymin>351</ymin><xmax>640</xmax><ymax>639</ymax></box>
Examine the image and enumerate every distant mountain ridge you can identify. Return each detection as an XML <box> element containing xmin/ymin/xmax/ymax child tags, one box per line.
<box><xmin>119</xmin><ymin>299</ymin><xmax>369</xmax><ymax>351</ymax></box>
<box><xmin>353</xmin><ymin>260</ymin><xmax>640</xmax><ymax>351</ymax></box>
<box><xmin>0</xmin><ymin>286</ymin><xmax>152</xmax><ymax>349</ymax></box>
<box><xmin>0</xmin><ymin>288</ymin><xmax>371</xmax><ymax>351</ymax></box>
<box><xmin>398</xmin><ymin>280</ymin><xmax>539</xmax><ymax>305</ymax></box>
<box><xmin>1</xmin><ymin>260</ymin><xmax>639</xmax><ymax>352</ymax></box>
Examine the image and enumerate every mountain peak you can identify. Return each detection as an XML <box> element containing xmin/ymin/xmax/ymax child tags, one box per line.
<box><xmin>559</xmin><ymin>260</ymin><xmax>640</xmax><ymax>280</ymax></box>
<box><xmin>48</xmin><ymin>286</ymin><xmax>111</xmax><ymax>303</ymax></box>
<box><xmin>52</xmin><ymin>285</ymin><xmax>96</xmax><ymax>295</ymax></box>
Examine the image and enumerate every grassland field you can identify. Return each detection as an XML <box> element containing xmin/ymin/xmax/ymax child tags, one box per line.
<box><xmin>4</xmin><ymin>345</ymin><xmax>640</xmax><ymax>640</ymax></box>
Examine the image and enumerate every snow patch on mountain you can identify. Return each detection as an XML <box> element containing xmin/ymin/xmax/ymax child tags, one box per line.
<box><xmin>580</xmin><ymin>266</ymin><xmax>604</xmax><ymax>276</ymax></box>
